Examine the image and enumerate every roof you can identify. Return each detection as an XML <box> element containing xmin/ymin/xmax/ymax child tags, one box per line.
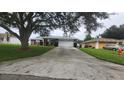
<box><xmin>83</xmin><ymin>38</ymin><xmax>124</xmax><ymax>44</ymax></box>
<box><xmin>43</xmin><ymin>36</ymin><xmax>77</xmax><ymax>40</ymax></box>
<box><xmin>31</xmin><ymin>36</ymin><xmax>43</xmax><ymax>40</ymax></box>
<box><xmin>0</xmin><ymin>32</ymin><xmax>14</xmax><ymax>37</ymax></box>
<box><xmin>0</xmin><ymin>33</ymin><xmax>6</xmax><ymax>37</ymax></box>
<box><xmin>31</xmin><ymin>36</ymin><xmax>78</xmax><ymax>40</ymax></box>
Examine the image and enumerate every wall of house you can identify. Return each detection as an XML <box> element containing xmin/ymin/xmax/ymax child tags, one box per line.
<box><xmin>81</xmin><ymin>44</ymin><xmax>85</xmax><ymax>48</ymax></box>
<box><xmin>31</xmin><ymin>39</ymin><xmax>44</xmax><ymax>45</ymax></box>
<box><xmin>9</xmin><ymin>37</ymin><xmax>21</xmax><ymax>44</ymax></box>
<box><xmin>121</xmin><ymin>40</ymin><xmax>124</xmax><ymax>46</ymax></box>
<box><xmin>105</xmin><ymin>42</ymin><xmax>117</xmax><ymax>45</ymax></box>
<box><xmin>85</xmin><ymin>42</ymin><xmax>105</xmax><ymax>49</ymax></box>
<box><xmin>84</xmin><ymin>42</ymin><xmax>96</xmax><ymax>48</ymax></box>
<box><xmin>98</xmin><ymin>42</ymin><xmax>104</xmax><ymax>49</ymax></box>
<box><xmin>1</xmin><ymin>37</ymin><xmax>21</xmax><ymax>44</ymax></box>
<box><xmin>83</xmin><ymin>42</ymin><xmax>120</xmax><ymax>49</ymax></box>
<box><xmin>85</xmin><ymin>42</ymin><xmax>113</xmax><ymax>49</ymax></box>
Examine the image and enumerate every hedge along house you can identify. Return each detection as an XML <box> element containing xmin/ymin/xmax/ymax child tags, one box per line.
<box><xmin>82</xmin><ymin>38</ymin><xmax>124</xmax><ymax>49</ymax></box>
<box><xmin>30</xmin><ymin>36</ymin><xmax>79</xmax><ymax>48</ymax></box>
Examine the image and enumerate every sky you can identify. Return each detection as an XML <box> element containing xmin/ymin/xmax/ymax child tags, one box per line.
<box><xmin>0</xmin><ymin>12</ymin><xmax>124</xmax><ymax>40</ymax></box>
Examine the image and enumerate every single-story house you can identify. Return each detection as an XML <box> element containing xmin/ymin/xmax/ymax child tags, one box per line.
<box><xmin>31</xmin><ymin>36</ymin><xmax>80</xmax><ymax>48</ymax></box>
<box><xmin>0</xmin><ymin>32</ymin><xmax>21</xmax><ymax>44</ymax></box>
<box><xmin>82</xmin><ymin>38</ymin><xmax>124</xmax><ymax>49</ymax></box>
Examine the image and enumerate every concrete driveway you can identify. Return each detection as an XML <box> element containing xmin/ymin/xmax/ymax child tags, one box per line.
<box><xmin>0</xmin><ymin>47</ymin><xmax>124</xmax><ymax>80</ymax></box>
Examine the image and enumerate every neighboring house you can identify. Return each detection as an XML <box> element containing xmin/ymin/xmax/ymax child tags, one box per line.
<box><xmin>0</xmin><ymin>32</ymin><xmax>21</xmax><ymax>44</ymax></box>
<box><xmin>31</xmin><ymin>36</ymin><xmax>80</xmax><ymax>48</ymax></box>
<box><xmin>82</xmin><ymin>38</ymin><xmax>124</xmax><ymax>49</ymax></box>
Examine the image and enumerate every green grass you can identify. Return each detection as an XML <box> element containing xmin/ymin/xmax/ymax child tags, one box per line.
<box><xmin>0</xmin><ymin>44</ymin><xmax>54</xmax><ymax>62</ymax></box>
<box><xmin>80</xmin><ymin>48</ymin><xmax>124</xmax><ymax>65</ymax></box>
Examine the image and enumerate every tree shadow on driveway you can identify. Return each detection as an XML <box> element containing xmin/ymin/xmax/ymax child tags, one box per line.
<box><xmin>0</xmin><ymin>73</ymin><xmax>73</xmax><ymax>80</ymax></box>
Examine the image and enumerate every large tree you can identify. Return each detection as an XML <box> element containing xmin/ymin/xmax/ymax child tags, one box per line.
<box><xmin>84</xmin><ymin>34</ymin><xmax>93</xmax><ymax>41</ymax></box>
<box><xmin>0</xmin><ymin>12</ymin><xmax>109</xmax><ymax>49</ymax></box>
<box><xmin>101</xmin><ymin>24</ymin><xmax>124</xmax><ymax>39</ymax></box>
<box><xmin>0</xmin><ymin>12</ymin><xmax>61</xmax><ymax>49</ymax></box>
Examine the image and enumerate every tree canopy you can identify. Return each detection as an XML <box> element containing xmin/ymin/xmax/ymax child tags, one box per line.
<box><xmin>101</xmin><ymin>24</ymin><xmax>124</xmax><ymax>39</ymax></box>
<box><xmin>0</xmin><ymin>12</ymin><xmax>109</xmax><ymax>49</ymax></box>
<box><xmin>59</xmin><ymin>12</ymin><xmax>109</xmax><ymax>36</ymax></box>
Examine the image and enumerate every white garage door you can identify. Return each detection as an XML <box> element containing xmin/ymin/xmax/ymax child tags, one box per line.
<box><xmin>58</xmin><ymin>40</ymin><xmax>74</xmax><ymax>48</ymax></box>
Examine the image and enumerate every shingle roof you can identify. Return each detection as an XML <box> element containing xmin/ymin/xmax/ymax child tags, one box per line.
<box><xmin>83</xmin><ymin>38</ymin><xmax>124</xmax><ymax>44</ymax></box>
<box><xmin>31</xmin><ymin>36</ymin><xmax>78</xmax><ymax>40</ymax></box>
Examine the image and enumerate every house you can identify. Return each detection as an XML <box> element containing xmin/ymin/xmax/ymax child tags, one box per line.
<box><xmin>82</xmin><ymin>38</ymin><xmax>124</xmax><ymax>49</ymax></box>
<box><xmin>0</xmin><ymin>32</ymin><xmax>21</xmax><ymax>44</ymax></box>
<box><xmin>31</xmin><ymin>36</ymin><xmax>80</xmax><ymax>48</ymax></box>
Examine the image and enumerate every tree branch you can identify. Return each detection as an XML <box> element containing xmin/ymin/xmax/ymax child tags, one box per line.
<box><xmin>0</xmin><ymin>24</ymin><xmax>20</xmax><ymax>40</ymax></box>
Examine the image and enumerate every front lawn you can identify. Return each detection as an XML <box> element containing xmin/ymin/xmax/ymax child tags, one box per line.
<box><xmin>0</xmin><ymin>44</ymin><xmax>54</xmax><ymax>62</ymax></box>
<box><xmin>80</xmin><ymin>48</ymin><xmax>124</xmax><ymax>65</ymax></box>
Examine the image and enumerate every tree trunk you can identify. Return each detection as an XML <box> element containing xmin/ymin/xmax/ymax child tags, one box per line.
<box><xmin>20</xmin><ymin>38</ymin><xmax>29</xmax><ymax>50</ymax></box>
<box><xmin>19</xmin><ymin>30</ymin><xmax>32</xmax><ymax>50</ymax></box>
